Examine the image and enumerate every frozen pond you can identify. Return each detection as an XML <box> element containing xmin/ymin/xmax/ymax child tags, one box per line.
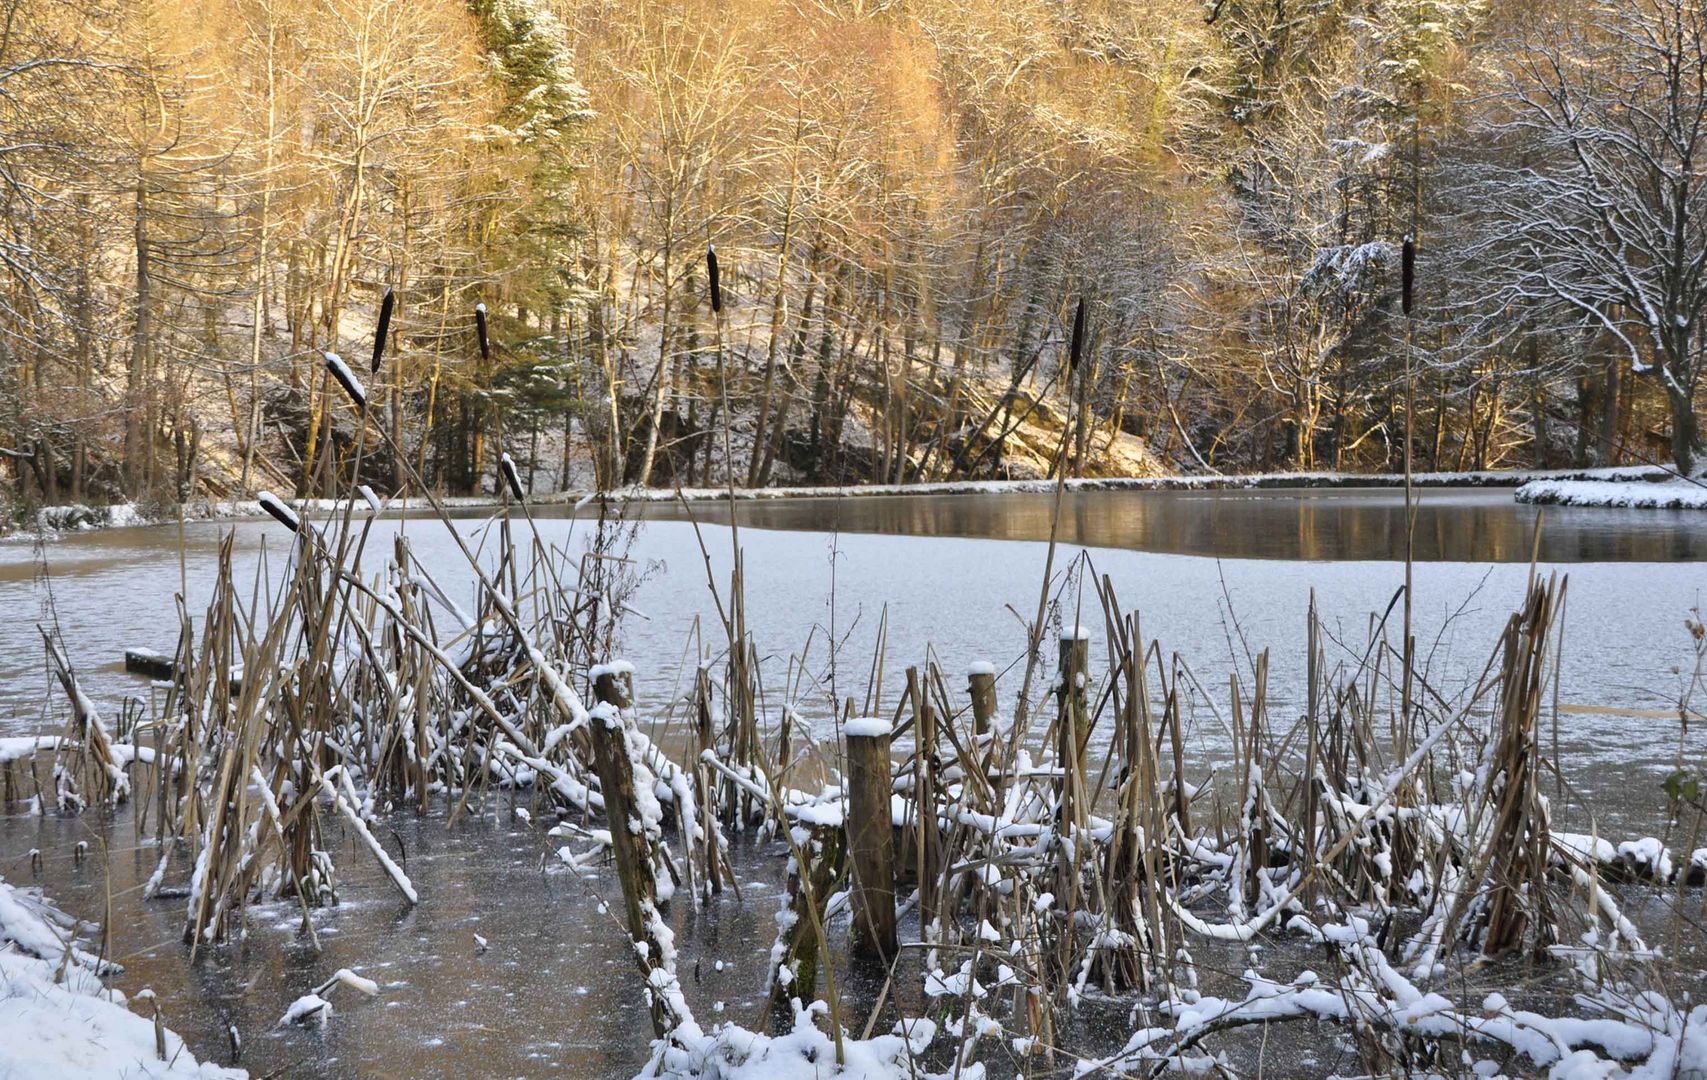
<box><xmin>639</xmin><ymin>484</ymin><xmax>1707</xmax><ymax>562</ymax></box>
<box><xmin>3</xmin><ymin>488</ymin><xmax>1702</xmax><ymax>781</ymax></box>
<box><xmin>0</xmin><ymin>486</ymin><xmax>1703</xmax><ymax>1075</ymax></box>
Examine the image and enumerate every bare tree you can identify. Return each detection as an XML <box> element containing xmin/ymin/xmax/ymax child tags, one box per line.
<box><xmin>1474</xmin><ymin>0</ymin><xmax>1707</xmax><ymax>473</ymax></box>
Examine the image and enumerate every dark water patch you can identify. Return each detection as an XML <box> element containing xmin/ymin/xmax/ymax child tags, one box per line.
<box><xmin>0</xmin><ymin>803</ymin><xmax>780</xmax><ymax>1078</ymax></box>
<box><xmin>622</xmin><ymin>488</ymin><xmax>1707</xmax><ymax>563</ymax></box>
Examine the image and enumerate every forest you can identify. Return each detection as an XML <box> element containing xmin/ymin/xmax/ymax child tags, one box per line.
<box><xmin>3</xmin><ymin>0</ymin><xmax>1706</xmax><ymax>510</ymax></box>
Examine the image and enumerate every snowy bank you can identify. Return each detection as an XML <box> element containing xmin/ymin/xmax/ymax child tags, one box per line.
<box><xmin>17</xmin><ymin>493</ymin><xmax>504</xmax><ymax>538</ymax></box>
<box><xmin>621</xmin><ymin>465</ymin><xmax>1667</xmax><ymax>504</ymax></box>
<box><xmin>628</xmin><ymin>460</ymin><xmax>1666</xmax><ymax>498</ymax></box>
<box><xmin>1516</xmin><ymin>477</ymin><xmax>1707</xmax><ymax>510</ymax></box>
<box><xmin>0</xmin><ymin>876</ymin><xmax>243</xmax><ymax>1077</ymax></box>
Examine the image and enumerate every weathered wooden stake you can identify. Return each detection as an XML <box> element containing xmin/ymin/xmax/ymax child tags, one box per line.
<box><xmin>844</xmin><ymin>718</ymin><xmax>898</xmax><ymax>961</ymax></box>
<box><xmin>766</xmin><ymin>823</ymin><xmax>845</xmax><ymax>1008</ymax></box>
<box><xmin>968</xmin><ymin>662</ymin><xmax>996</xmax><ymax>770</ymax></box>
<box><xmin>588</xmin><ymin>662</ymin><xmax>673</xmax><ymax>1036</ymax></box>
<box><xmin>908</xmin><ymin>666</ymin><xmax>941</xmax><ymax>926</ymax></box>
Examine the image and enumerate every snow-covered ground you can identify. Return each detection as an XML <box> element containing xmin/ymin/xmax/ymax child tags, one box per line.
<box><xmin>0</xmin><ymin>877</ymin><xmax>243</xmax><ymax>1077</ymax></box>
<box><xmin>1517</xmin><ymin>476</ymin><xmax>1707</xmax><ymax>510</ymax></box>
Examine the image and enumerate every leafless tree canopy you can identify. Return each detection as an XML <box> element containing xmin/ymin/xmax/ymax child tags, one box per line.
<box><xmin>3</xmin><ymin>0</ymin><xmax>1705</xmax><ymax>509</ymax></box>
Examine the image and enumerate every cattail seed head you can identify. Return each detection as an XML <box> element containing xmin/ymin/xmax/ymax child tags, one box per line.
<box><xmin>475</xmin><ymin>303</ymin><xmax>490</xmax><ymax>362</ymax></box>
<box><xmin>372</xmin><ymin>288</ymin><xmax>394</xmax><ymax>374</ymax></box>
<box><xmin>707</xmin><ymin>246</ymin><xmax>722</xmax><ymax>314</ymax></box>
<box><xmin>324</xmin><ymin>351</ymin><xmax>367</xmax><ymax>411</ymax></box>
<box><xmin>1401</xmin><ymin>235</ymin><xmax>1415</xmax><ymax>316</ymax></box>
<box><xmin>1068</xmin><ymin>297</ymin><xmax>1087</xmax><ymax>374</ymax></box>
<box><xmin>499</xmin><ymin>452</ymin><xmax>525</xmax><ymax>501</ymax></box>
<box><xmin>257</xmin><ymin>491</ymin><xmax>300</xmax><ymax>534</ymax></box>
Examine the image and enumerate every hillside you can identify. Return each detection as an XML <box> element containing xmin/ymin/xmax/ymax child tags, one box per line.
<box><xmin>1</xmin><ymin>0</ymin><xmax>1703</xmax><ymax>521</ymax></box>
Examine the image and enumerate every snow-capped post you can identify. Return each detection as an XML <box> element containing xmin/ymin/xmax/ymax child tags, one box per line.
<box><xmin>587</xmin><ymin>661</ymin><xmax>676</xmax><ymax>1036</ymax></box>
<box><xmin>843</xmin><ymin>716</ymin><xmax>897</xmax><ymax>961</ymax></box>
<box><xmin>1056</xmin><ymin>628</ymin><xmax>1090</xmax><ymax>832</ymax></box>
<box><xmin>765</xmin><ymin>816</ymin><xmax>846</xmax><ymax>1008</ymax></box>
<box><xmin>499</xmin><ymin>452</ymin><xmax>525</xmax><ymax>502</ymax></box>
<box><xmin>592</xmin><ymin>661</ymin><xmax>632</xmax><ymax>711</ymax></box>
<box><xmin>372</xmin><ymin>288</ymin><xmax>393</xmax><ymax>374</ymax></box>
<box><xmin>1052</xmin><ymin>626</ymin><xmax>1093</xmax><ymax>975</ymax></box>
<box><xmin>323</xmin><ymin>351</ymin><xmax>366</xmax><ymax>412</ymax></box>
<box><xmin>474</xmin><ymin>302</ymin><xmax>490</xmax><ymax>362</ymax></box>
<box><xmin>967</xmin><ymin>661</ymin><xmax>997</xmax><ymax>759</ymax></box>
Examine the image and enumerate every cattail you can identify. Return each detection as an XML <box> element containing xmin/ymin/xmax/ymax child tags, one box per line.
<box><xmin>706</xmin><ymin>246</ymin><xmax>722</xmax><ymax>314</ymax></box>
<box><xmin>475</xmin><ymin>303</ymin><xmax>490</xmax><ymax>362</ymax></box>
<box><xmin>1401</xmin><ymin>235</ymin><xmax>1415</xmax><ymax>316</ymax></box>
<box><xmin>257</xmin><ymin>491</ymin><xmax>300</xmax><ymax>534</ymax></box>
<box><xmin>499</xmin><ymin>452</ymin><xmax>525</xmax><ymax>501</ymax></box>
<box><xmin>372</xmin><ymin>288</ymin><xmax>394</xmax><ymax>374</ymax></box>
<box><xmin>357</xmin><ymin>484</ymin><xmax>383</xmax><ymax>515</ymax></box>
<box><xmin>1068</xmin><ymin>296</ymin><xmax>1087</xmax><ymax>373</ymax></box>
<box><xmin>323</xmin><ymin>351</ymin><xmax>367</xmax><ymax>411</ymax></box>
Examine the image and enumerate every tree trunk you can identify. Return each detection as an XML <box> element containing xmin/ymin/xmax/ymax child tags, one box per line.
<box><xmin>633</xmin><ymin>223</ymin><xmax>675</xmax><ymax>486</ymax></box>
<box><xmin>1599</xmin><ymin>353</ymin><xmax>1622</xmax><ymax>466</ymax></box>
<box><xmin>125</xmin><ymin>180</ymin><xmax>152</xmax><ymax>499</ymax></box>
<box><xmin>1667</xmin><ymin>380</ymin><xmax>1699</xmax><ymax>476</ymax></box>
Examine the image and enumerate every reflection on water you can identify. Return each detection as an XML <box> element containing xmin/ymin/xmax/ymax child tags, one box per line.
<box><xmin>623</xmin><ymin>488</ymin><xmax>1707</xmax><ymax>563</ymax></box>
<box><xmin>0</xmin><ymin>803</ymin><xmax>786</xmax><ymax>1079</ymax></box>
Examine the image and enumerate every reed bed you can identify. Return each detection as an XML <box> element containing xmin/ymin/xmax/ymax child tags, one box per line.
<box><xmin>9</xmin><ymin>304</ymin><xmax>1707</xmax><ymax>1079</ymax></box>
<box><xmin>12</xmin><ymin>488</ymin><xmax>1705</xmax><ymax>1077</ymax></box>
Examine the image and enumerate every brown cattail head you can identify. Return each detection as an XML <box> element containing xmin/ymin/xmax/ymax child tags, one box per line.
<box><xmin>499</xmin><ymin>452</ymin><xmax>525</xmax><ymax>501</ymax></box>
<box><xmin>324</xmin><ymin>351</ymin><xmax>367</xmax><ymax>411</ymax></box>
<box><xmin>257</xmin><ymin>491</ymin><xmax>300</xmax><ymax>534</ymax></box>
<box><xmin>372</xmin><ymin>288</ymin><xmax>394</xmax><ymax>374</ymax></box>
<box><xmin>707</xmin><ymin>246</ymin><xmax>722</xmax><ymax>314</ymax></box>
<box><xmin>475</xmin><ymin>303</ymin><xmax>490</xmax><ymax>362</ymax></box>
<box><xmin>1401</xmin><ymin>236</ymin><xmax>1415</xmax><ymax>316</ymax></box>
<box><xmin>1068</xmin><ymin>296</ymin><xmax>1087</xmax><ymax>373</ymax></box>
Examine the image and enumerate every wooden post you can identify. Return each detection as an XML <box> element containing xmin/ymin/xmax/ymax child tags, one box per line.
<box><xmin>968</xmin><ymin>663</ymin><xmax>997</xmax><ymax>740</ymax></box>
<box><xmin>844</xmin><ymin>717</ymin><xmax>898</xmax><ymax>961</ymax></box>
<box><xmin>766</xmin><ymin>822</ymin><xmax>845</xmax><ymax>1007</ymax></box>
<box><xmin>1054</xmin><ymin>629</ymin><xmax>1091</xmax><ymax>957</ymax></box>
<box><xmin>1056</xmin><ymin>631</ymin><xmax>1090</xmax><ymax>827</ymax></box>
<box><xmin>588</xmin><ymin>661</ymin><xmax>674</xmax><ymax>1036</ymax></box>
<box><xmin>908</xmin><ymin>666</ymin><xmax>940</xmax><ymax>926</ymax></box>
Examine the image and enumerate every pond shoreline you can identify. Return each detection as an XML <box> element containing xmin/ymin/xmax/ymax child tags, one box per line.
<box><xmin>11</xmin><ymin>463</ymin><xmax>1674</xmax><ymax>539</ymax></box>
